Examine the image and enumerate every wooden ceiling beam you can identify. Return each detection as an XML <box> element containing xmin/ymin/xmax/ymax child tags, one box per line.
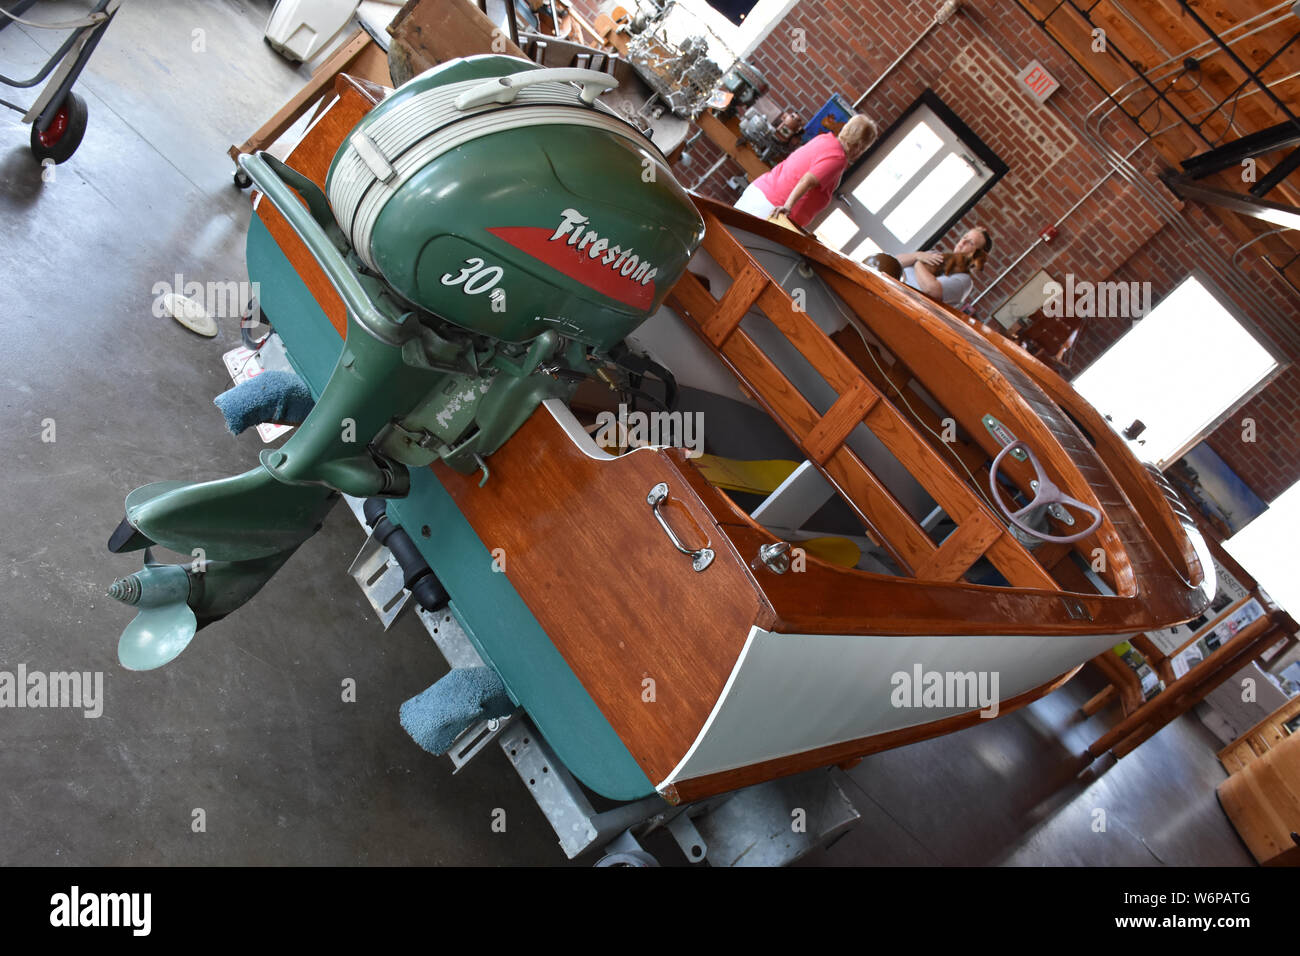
<box><xmin>1014</xmin><ymin>0</ymin><xmax>1300</xmax><ymax>262</ymax></box>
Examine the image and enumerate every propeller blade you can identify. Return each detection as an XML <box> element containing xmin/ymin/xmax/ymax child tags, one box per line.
<box><xmin>109</xmin><ymin>563</ymin><xmax>195</xmax><ymax>671</ymax></box>
<box><xmin>118</xmin><ymin>602</ymin><xmax>198</xmax><ymax>671</ymax></box>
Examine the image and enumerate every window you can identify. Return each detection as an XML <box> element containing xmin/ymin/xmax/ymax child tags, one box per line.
<box><xmin>1227</xmin><ymin>480</ymin><xmax>1300</xmax><ymax>616</ymax></box>
<box><xmin>656</xmin><ymin>0</ymin><xmax>801</xmax><ymax>68</ymax></box>
<box><xmin>1071</xmin><ymin>275</ymin><xmax>1282</xmax><ymax>468</ymax></box>
<box><xmin>810</xmin><ymin>91</ymin><xmax>1006</xmax><ymax>258</ymax></box>
<box><xmin>813</xmin><ymin>208</ymin><xmax>862</xmax><ymax>251</ymax></box>
<box><xmin>706</xmin><ymin>0</ymin><xmax>763</xmax><ymax>26</ymax></box>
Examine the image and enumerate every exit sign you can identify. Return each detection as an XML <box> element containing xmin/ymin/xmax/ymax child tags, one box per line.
<box><xmin>1016</xmin><ymin>60</ymin><xmax>1060</xmax><ymax>103</ymax></box>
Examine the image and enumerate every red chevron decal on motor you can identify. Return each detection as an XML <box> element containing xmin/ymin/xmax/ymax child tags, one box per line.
<box><xmin>488</xmin><ymin>208</ymin><xmax>658</xmax><ymax>310</ymax></box>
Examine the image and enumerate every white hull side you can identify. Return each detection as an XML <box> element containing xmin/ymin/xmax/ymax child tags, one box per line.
<box><xmin>660</xmin><ymin>626</ymin><xmax>1130</xmax><ymax>788</ymax></box>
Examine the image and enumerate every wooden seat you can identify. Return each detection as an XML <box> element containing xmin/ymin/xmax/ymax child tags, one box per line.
<box><xmin>669</xmin><ymin>205</ymin><xmax>1062</xmax><ymax>588</ymax></box>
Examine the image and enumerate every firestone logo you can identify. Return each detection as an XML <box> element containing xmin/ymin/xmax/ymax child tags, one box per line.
<box><xmin>549</xmin><ymin>208</ymin><xmax>659</xmax><ymax>287</ymax></box>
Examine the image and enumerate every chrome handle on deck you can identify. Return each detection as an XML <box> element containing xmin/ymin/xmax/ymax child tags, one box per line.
<box><xmin>647</xmin><ymin>482</ymin><xmax>714</xmax><ymax>572</ymax></box>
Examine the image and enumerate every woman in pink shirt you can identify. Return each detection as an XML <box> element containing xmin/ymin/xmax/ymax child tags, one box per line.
<box><xmin>735</xmin><ymin>114</ymin><xmax>878</xmax><ymax>227</ymax></box>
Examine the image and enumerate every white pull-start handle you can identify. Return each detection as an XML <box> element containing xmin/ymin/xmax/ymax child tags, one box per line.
<box><xmin>454</xmin><ymin>68</ymin><xmax>620</xmax><ymax>111</ymax></box>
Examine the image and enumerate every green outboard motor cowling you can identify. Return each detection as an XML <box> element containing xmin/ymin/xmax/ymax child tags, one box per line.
<box><xmin>326</xmin><ymin>55</ymin><xmax>705</xmax><ymax>351</ymax></box>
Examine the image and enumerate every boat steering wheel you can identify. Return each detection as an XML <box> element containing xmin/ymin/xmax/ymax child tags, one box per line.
<box><xmin>989</xmin><ymin>440</ymin><xmax>1103</xmax><ymax>545</ymax></box>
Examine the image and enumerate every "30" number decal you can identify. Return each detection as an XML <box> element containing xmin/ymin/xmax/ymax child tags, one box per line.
<box><xmin>440</xmin><ymin>257</ymin><xmax>504</xmax><ymax>295</ymax></box>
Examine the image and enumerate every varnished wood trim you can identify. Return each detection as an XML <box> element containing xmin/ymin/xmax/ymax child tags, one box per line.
<box><xmin>665</xmin><ymin>271</ymin><xmax>715</xmax><ymax>331</ymax></box>
<box><xmin>693</xmin><ymin>201</ymin><xmax>1146</xmax><ymax>600</ymax></box>
<box><xmin>984</xmin><ymin>535</ymin><xmax>1061</xmax><ymax>591</ymax></box>
<box><xmin>913</xmin><ymin>509</ymin><xmax>1004</xmax><ymax>582</ymax></box>
<box><xmin>753</xmin><ymin>281</ymin><xmax>863</xmax><ymax>396</ymax></box>
<box><xmin>986</xmin><ymin>330</ymin><xmax>1206</xmax><ymax>591</ymax></box>
<box><xmin>832</xmin><ymin>327</ymin><xmax>989</xmax><ymax>477</ymax></box>
<box><xmin>821</xmin><ymin>449</ymin><xmax>932</xmax><ymax>573</ymax></box>
<box><xmin>435</xmin><ymin>408</ymin><xmax>771</xmax><ymax>785</ymax></box>
<box><xmin>655</xmin><ymin>196</ymin><xmax>1214</xmax><ymax>637</ymax></box>
<box><xmin>676</xmin><ymin>210</ymin><xmax>1057</xmax><ymax>587</ymax></box>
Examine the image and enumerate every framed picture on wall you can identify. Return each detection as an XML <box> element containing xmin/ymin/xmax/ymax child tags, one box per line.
<box><xmin>992</xmin><ymin>268</ymin><xmax>1058</xmax><ymax>330</ymax></box>
<box><xmin>1166</xmin><ymin>442</ymin><xmax>1268</xmax><ymax>537</ymax></box>
<box><xmin>987</xmin><ymin>269</ymin><xmax>1060</xmax><ymax>329</ymax></box>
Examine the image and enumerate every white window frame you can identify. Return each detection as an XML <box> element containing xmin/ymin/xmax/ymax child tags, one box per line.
<box><xmin>652</xmin><ymin>0</ymin><xmax>800</xmax><ymax>69</ymax></box>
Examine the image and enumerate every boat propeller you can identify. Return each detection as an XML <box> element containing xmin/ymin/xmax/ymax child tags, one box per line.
<box><xmin>109</xmin><ymin>551</ymin><xmax>198</xmax><ymax>671</ymax></box>
<box><xmin>107</xmin><ymin>541</ymin><xmax>305</xmax><ymax>671</ymax></box>
<box><xmin>105</xmin><ymin>470</ymin><xmax>339</xmax><ymax>671</ymax></box>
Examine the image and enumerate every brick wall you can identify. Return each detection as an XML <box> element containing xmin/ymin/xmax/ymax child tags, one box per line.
<box><xmin>568</xmin><ymin>0</ymin><xmax>1300</xmax><ymax>502</ymax></box>
<box><xmin>687</xmin><ymin>0</ymin><xmax>1173</xmax><ymax>305</ymax></box>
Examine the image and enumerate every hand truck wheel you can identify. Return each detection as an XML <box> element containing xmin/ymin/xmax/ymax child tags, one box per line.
<box><xmin>30</xmin><ymin>91</ymin><xmax>88</xmax><ymax>165</ymax></box>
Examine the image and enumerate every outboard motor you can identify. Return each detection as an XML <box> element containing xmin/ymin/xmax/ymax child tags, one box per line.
<box><xmin>106</xmin><ymin>55</ymin><xmax>705</xmax><ymax>670</ymax></box>
<box><xmin>328</xmin><ymin>56</ymin><xmax>700</xmax><ymax>350</ymax></box>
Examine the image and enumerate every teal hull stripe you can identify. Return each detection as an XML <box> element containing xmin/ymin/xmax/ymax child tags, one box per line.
<box><xmin>246</xmin><ymin>214</ymin><xmax>655</xmax><ymax>800</ymax></box>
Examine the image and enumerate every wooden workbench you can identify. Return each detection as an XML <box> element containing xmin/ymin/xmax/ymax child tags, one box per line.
<box><xmin>694</xmin><ymin>109</ymin><xmax>771</xmax><ymax>181</ymax></box>
<box><xmin>1220</xmin><ymin>694</ymin><xmax>1300</xmax><ymax>775</ymax></box>
<box><xmin>1218</xmin><ymin>727</ymin><xmax>1300</xmax><ymax>865</ymax></box>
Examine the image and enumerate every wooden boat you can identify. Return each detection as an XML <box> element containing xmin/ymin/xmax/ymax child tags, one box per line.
<box><xmin>106</xmin><ymin>60</ymin><xmax>1213</xmax><ymax>807</ymax></box>
<box><xmin>423</xmin><ymin>202</ymin><xmax>1214</xmax><ymax>803</ymax></box>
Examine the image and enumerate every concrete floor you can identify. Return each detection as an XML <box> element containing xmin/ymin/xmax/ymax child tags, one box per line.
<box><xmin>0</xmin><ymin>1</ymin><xmax>1254</xmax><ymax>867</ymax></box>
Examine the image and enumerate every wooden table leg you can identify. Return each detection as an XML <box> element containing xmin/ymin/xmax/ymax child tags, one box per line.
<box><xmin>1085</xmin><ymin>619</ymin><xmax>1282</xmax><ymax>761</ymax></box>
<box><xmin>1088</xmin><ymin>650</ymin><xmax>1145</xmax><ymax>715</ymax></box>
<box><xmin>1109</xmin><ymin>628</ymin><xmax>1282</xmax><ymax>759</ymax></box>
<box><xmin>1081</xmin><ymin>683</ymin><xmax>1117</xmax><ymax>717</ymax></box>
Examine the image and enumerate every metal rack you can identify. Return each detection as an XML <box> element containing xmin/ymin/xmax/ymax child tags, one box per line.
<box><xmin>1009</xmin><ymin>0</ymin><xmax>1300</xmax><ymax>345</ymax></box>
